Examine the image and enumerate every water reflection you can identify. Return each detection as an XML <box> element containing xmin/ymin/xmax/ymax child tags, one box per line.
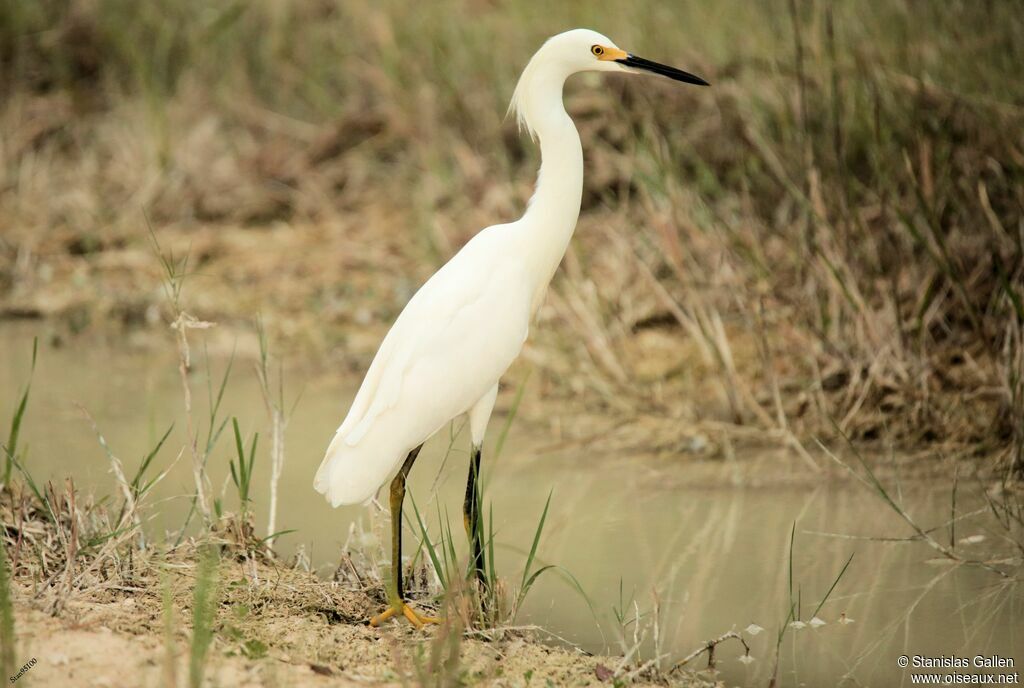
<box><xmin>0</xmin><ymin>326</ymin><xmax>1019</xmax><ymax>686</ymax></box>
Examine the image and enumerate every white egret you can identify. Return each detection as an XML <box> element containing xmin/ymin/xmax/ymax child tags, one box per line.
<box><xmin>314</xmin><ymin>28</ymin><xmax>708</xmax><ymax>627</ymax></box>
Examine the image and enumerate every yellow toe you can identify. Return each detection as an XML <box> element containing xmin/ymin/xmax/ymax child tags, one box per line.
<box><xmin>369</xmin><ymin>601</ymin><xmax>439</xmax><ymax>629</ymax></box>
<box><xmin>369</xmin><ymin>606</ymin><xmax>399</xmax><ymax>627</ymax></box>
<box><xmin>403</xmin><ymin>604</ymin><xmax>439</xmax><ymax>628</ymax></box>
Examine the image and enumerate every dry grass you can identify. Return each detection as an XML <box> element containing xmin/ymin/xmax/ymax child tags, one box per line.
<box><xmin>0</xmin><ymin>477</ymin><xmax>722</xmax><ymax>686</ymax></box>
<box><xmin>1</xmin><ymin>0</ymin><xmax>1022</xmax><ymax>470</ymax></box>
<box><xmin>2</xmin><ymin>4</ymin><xmax>1021</xmax><ymax>671</ymax></box>
<box><xmin>0</xmin><ymin>287</ymin><xmax>723</xmax><ymax>686</ymax></box>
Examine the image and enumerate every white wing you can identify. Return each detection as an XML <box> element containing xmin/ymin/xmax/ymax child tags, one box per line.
<box><xmin>314</xmin><ymin>226</ymin><xmax>531</xmax><ymax>506</ymax></box>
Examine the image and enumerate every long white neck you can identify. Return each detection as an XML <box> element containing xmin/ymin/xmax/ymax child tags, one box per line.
<box><xmin>511</xmin><ymin>58</ymin><xmax>584</xmax><ymax>307</ymax></box>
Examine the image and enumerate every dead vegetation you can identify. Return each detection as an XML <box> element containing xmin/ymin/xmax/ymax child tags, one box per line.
<box><xmin>0</xmin><ymin>470</ymin><xmax>731</xmax><ymax>687</ymax></box>
<box><xmin>2</xmin><ymin>6</ymin><xmax>1022</xmax><ymax>681</ymax></box>
<box><xmin>0</xmin><ymin>282</ymin><xmax>725</xmax><ymax>686</ymax></box>
<box><xmin>1</xmin><ymin>4</ymin><xmax>1022</xmax><ymax>469</ymax></box>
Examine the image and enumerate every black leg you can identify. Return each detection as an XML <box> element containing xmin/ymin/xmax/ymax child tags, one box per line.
<box><xmin>370</xmin><ymin>445</ymin><xmax>438</xmax><ymax>628</ymax></box>
<box><xmin>463</xmin><ymin>445</ymin><xmax>487</xmax><ymax>592</ymax></box>
<box><xmin>389</xmin><ymin>444</ymin><xmax>422</xmax><ymax>602</ymax></box>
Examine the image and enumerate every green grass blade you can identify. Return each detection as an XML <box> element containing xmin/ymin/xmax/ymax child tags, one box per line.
<box><xmin>0</xmin><ymin>532</ymin><xmax>15</xmax><ymax>678</ymax></box>
<box><xmin>81</xmin><ymin>523</ymin><xmax>139</xmax><ymax>550</ymax></box>
<box><xmin>258</xmin><ymin>529</ymin><xmax>297</xmax><ymax>545</ymax></box>
<box><xmin>787</xmin><ymin>521</ymin><xmax>796</xmax><ymax>617</ymax></box>
<box><xmin>246</xmin><ymin>432</ymin><xmax>259</xmax><ymax>491</ymax></box>
<box><xmin>409</xmin><ymin>492</ymin><xmax>446</xmax><ymax>590</ymax></box>
<box><xmin>132</xmin><ymin>423</ymin><xmax>174</xmax><ymax>492</ymax></box>
<box><xmin>994</xmin><ymin>256</ymin><xmax>1024</xmax><ymax>321</ymax></box>
<box><xmin>520</xmin><ymin>490</ymin><xmax>552</xmax><ymax>592</ymax></box>
<box><xmin>519</xmin><ymin>564</ymin><xmax>555</xmax><ymax>599</ymax></box>
<box><xmin>4</xmin><ymin>337</ymin><xmax>37</xmax><ymax>485</ymax></box>
<box><xmin>204</xmin><ymin>349</ymin><xmax>234</xmax><ymax>454</ymax></box>
<box><xmin>189</xmin><ymin>546</ymin><xmax>220</xmax><ymax>688</ymax></box>
<box><xmin>442</xmin><ymin>507</ymin><xmax>458</xmax><ymax>582</ymax></box>
<box><xmin>231</xmin><ymin>418</ymin><xmax>245</xmax><ymax>472</ymax></box>
<box><xmin>229</xmin><ymin>418</ymin><xmax>257</xmax><ymax>504</ymax></box>
<box><xmin>493</xmin><ymin>370</ymin><xmax>530</xmax><ymax>463</ymax></box>
<box><xmin>435</xmin><ymin>502</ymin><xmax>452</xmax><ymax>586</ymax></box>
<box><xmin>514</xmin><ymin>564</ymin><xmax>597</xmax><ymax>625</ymax></box>
<box><xmin>811</xmin><ymin>553</ymin><xmax>855</xmax><ymax>619</ymax></box>
<box><xmin>7</xmin><ymin>452</ymin><xmax>55</xmax><ymax>523</ymax></box>
<box><xmin>487</xmin><ymin>502</ymin><xmax>497</xmax><ymax>593</ymax></box>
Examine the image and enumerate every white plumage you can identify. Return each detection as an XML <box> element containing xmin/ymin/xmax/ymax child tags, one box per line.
<box><xmin>314</xmin><ymin>27</ymin><xmax>708</xmax><ymax>512</ymax></box>
<box><xmin>313</xmin><ymin>226</ymin><xmax>530</xmax><ymax>506</ymax></box>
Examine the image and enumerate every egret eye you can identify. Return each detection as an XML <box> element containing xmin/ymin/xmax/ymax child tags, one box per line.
<box><xmin>591</xmin><ymin>45</ymin><xmax>604</xmax><ymax>57</ymax></box>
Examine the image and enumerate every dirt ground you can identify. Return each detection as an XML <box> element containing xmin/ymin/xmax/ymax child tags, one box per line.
<box><xmin>9</xmin><ymin>554</ymin><xmax>721</xmax><ymax>688</ymax></box>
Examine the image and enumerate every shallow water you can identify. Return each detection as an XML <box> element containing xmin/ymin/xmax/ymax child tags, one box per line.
<box><xmin>1</xmin><ymin>324</ymin><xmax>1020</xmax><ymax>687</ymax></box>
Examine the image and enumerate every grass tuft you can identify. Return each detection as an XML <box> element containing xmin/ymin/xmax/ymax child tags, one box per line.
<box><xmin>2</xmin><ymin>337</ymin><xmax>36</xmax><ymax>488</ymax></box>
<box><xmin>0</xmin><ymin>531</ymin><xmax>15</xmax><ymax>679</ymax></box>
<box><xmin>189</xmin><ymin>545</ymin><xmax>220</xmax><ymax>688</ymax></box>
<box><xmin>228</xmin><ymin>417</ymin><xmax>258</xmax><ymax>515</ymax></box>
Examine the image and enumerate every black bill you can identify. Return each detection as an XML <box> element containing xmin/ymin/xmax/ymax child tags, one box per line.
<box><xmin>615</xmin><ymin>54</ymin><xmax>709</xmax><ymax>86</ymax></box>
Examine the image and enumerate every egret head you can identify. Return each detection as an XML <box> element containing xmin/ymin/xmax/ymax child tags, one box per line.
<box><xmin>545</xmin><ymin>28</ymin><xmax>709</xmax><ymax>86</ymax></box>
<box><xmin>510</xmin><ymin>29</ymin><xmax>708</xmax><ymax>137</ymax></box>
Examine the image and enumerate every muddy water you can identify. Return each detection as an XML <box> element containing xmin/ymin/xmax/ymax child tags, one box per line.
<box><xmin>1</xmin><ymin>325</ymin><xmax>1020</xmax><ymax>686</ymax></box>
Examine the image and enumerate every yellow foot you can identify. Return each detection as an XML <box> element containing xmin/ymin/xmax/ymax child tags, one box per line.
<box><xmin>369</xmin><ymin>602</ymin><xmax>439</xmax><ymax>630</ymax></box>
